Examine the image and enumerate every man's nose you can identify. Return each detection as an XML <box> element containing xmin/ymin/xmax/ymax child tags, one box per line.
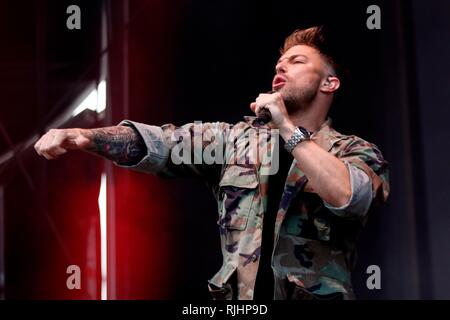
<box><xmin>275</xmin><ymin>61</ymin><xmax>287</xmax><ymax>74</ymax></box>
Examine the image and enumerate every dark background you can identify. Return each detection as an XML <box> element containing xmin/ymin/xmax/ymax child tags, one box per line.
<box><xmin>0</xmin><ymin>0</ymin><xmax>449</xmax><ymax>299</ymax></box>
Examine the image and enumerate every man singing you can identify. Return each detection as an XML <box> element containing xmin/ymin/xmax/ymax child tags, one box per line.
<box><xmin>34</xmin><ymin>26</ymin><xmax>389</xmax><ymax>300</ymax></box>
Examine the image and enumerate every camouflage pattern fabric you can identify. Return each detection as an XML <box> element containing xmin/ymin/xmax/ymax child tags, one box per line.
<box><xmin>117</xmin><ymin>117</ymin><xmax>390</xmax><ymax>300</ymax></box>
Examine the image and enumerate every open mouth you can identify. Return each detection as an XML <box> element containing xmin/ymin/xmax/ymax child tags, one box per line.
<box><xmin>272</xmin><ymin>75</ymin><xmax>286</xmax><ymax>90</ymax></box>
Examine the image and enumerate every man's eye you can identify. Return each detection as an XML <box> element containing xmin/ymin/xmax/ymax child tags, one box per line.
<box><xmin>293</xmin><ymin>60</ymin><xmax>305</xmax><ymax>64</ymax></box>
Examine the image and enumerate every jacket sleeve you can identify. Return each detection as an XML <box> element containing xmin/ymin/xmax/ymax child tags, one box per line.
<box><xmin>114</xmin><ymin>120</ymin><xmax>231</xmax><ymax>181</ymax></box>
<box><xmin>324</xmin><ymin>161</ymin><xmax>373</xmax><ymax>218</ymax></box>
<box><xmin>325</xmin><ymin>138</ymin><xmax>390</xmax><ymax>218</ymax></box>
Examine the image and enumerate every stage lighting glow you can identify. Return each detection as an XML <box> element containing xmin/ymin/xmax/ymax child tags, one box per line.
<box><xmin>97</xmin><ymin>80</ymin><xmax>107</xmax><ymax>114</ymax></box>
<box><xmin>71</xmin><ymin>80</ymin><xmax>107</xmax><ymax>117</ymax></box>
<box><xmin>98</xmin><ymin>172</ymin><xmax>107</xmax><ymax>300</ymax></box>
<box><xmin>72</xmin><ymin>89</ymin><xmax>98</xmax><ymax>117</ymax></box>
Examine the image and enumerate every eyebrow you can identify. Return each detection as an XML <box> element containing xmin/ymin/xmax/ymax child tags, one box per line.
<box><xmin>277</xmin><ymin>54</ymin><xmax>309</xmax><ymax>64</ymax></box>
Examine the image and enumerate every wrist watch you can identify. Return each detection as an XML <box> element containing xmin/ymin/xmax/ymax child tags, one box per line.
<box><xmin>284</xmin><ymin>127</ymin><xmax>311</xmax><ymax>153</ymax></box>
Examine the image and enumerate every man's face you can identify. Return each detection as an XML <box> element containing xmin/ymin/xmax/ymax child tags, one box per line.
<box><xmin>272</xmin><ymin>44</ymin><xmax>331</xmax><ymax>112</ymax></box>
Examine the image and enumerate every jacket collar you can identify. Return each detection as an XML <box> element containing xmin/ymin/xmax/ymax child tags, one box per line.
<box><xmin>310</xmin><ymin>118</ymin><xmax>340</xmax><ymax>153</ymax></box>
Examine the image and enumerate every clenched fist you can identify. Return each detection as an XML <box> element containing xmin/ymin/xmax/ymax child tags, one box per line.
<box><xmin>250</xmin><ymin>92</ymin><xmax>291</xmax><ymax>129</ymax></box>
<box><xmin>34</xmin><ymin>128</ymin><xmax>92</xmax><ymax>160</ymax></box>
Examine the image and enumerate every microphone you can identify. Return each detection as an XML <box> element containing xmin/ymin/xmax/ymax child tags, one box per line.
<box><xmin>255</xmin><ymin>107</ymin><xmax>272</xmax><ymax>125</ymax></box>
<box><xmin>255</xmin><ymin>90</ymin><xmax>276</xmax><ymax>125</ymax></box>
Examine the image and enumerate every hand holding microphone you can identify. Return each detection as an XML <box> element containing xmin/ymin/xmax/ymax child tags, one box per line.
<box><xmin>250</xmin><ymin>91</ymin><xmax>290</xmax><ymax>128</ymax></box>
<box><xmin>255</xmin><ymin>107</ymin><xmax>272</xmax><ymax>125</ymax></box>
<box><xmin>252</xmin><ymin>90</ymin><xmax>275</xmax><ymax>125</ymax></box>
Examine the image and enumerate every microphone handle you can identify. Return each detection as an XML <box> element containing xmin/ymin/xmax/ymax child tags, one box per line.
<box><xmin>255</xmin><ymin>90</ymin><xmax>276</xmax><ymax>125</ymax></box>
<box><xmin>255</xmin><ymin>107</ymin><xmax>272</xmax><ymax>125</ymax></box>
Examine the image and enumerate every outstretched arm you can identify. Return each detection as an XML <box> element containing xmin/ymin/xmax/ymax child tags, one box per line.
<box><xmin>36</xmin><ymin>120</ymin><xmax>231</xmax><ymax>182</ymax></box>
<box><xmin>34</xmin><ymin>126</ymin><xmax>146</xmax><ymax>165</ymax></box>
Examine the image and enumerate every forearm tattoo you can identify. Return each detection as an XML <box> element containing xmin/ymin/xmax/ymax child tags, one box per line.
<box><xmin>86</xmin><ymin>126</ymin><xmax>146</xmax><ymax>165</ymax></box>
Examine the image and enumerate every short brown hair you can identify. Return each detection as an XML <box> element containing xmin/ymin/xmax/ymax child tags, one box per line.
<box><xmin>281</xmin><ymin>26</ymin><xmax>342</xmax><ymax>78</ymax></box>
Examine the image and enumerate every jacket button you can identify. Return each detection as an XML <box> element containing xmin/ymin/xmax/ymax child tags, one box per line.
<box><xmin>251</xmin><ymin>254</ymin><xmax>258</xmax><ymax>262</ymax></box>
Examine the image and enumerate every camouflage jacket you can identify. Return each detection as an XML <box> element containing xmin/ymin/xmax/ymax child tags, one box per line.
<box><xmin>117</xmin><ymin>117</ymin><xmax>390</xmax><ymax>300</ymax></box>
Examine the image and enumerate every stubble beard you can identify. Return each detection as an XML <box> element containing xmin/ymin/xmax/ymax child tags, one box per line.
<box><xmin>280</xmin><ymin>82</ymin><xmax>319</xmax><ymax>114</ymax></box>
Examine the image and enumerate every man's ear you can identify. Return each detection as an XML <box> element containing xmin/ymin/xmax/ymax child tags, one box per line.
<box><xmin>320</xmin><ymin>76</ymin><xmax>340</xmax><ymax>93</ymax></box>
